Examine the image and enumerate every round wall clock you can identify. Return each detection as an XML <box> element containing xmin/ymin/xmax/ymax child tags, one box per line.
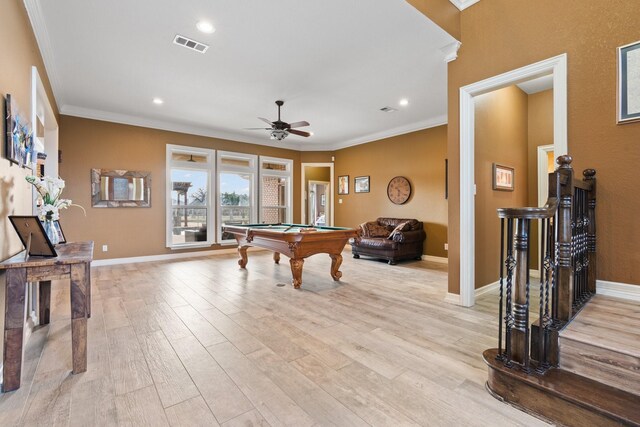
<box><xmin>387</xmin><ymin>176</ymin><xmax>412</xmax><ymax>205</ymax></box>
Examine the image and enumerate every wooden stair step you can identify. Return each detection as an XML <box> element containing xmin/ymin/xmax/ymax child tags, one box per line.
<box><xmin>559</xmin><ymin>295</ymin><xmax>640</xmax><ymax>396</ymax></box>
<box><xmin>484</xmin><ymin>348</ymin><xmax>640</xmax><ymax>427</ymax></box>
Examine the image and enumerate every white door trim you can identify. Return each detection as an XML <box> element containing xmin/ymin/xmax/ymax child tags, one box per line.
<box><xmin>300</xmin><ymin>163</ymin><xmax>334</xmax><ymax>226</ymax></box>
<box><xmin>457</xmin><ymin>53</ymin><xmax>568</xmax><ymax>307</ymax></box>
<box><xmin>536</xmin><ymin>144</ymin><xmax>555</xmax><ymax>277</ymax></box>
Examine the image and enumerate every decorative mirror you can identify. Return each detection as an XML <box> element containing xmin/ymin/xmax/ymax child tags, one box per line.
<box><xmin>91</xmin><ymin>169</ymin><xmax>151</xmax><ymax>207</ymax></box>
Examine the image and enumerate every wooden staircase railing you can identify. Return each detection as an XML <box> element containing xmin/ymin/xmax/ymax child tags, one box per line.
<box><xmin>492</xmin><ymin>155</ymin><xmax>596</xmax><ymax>373</ymax></box>
<box><xmin>484</xmin><ymin>157</ymin><xmax>640</xmax><ymax>425</ymax></box>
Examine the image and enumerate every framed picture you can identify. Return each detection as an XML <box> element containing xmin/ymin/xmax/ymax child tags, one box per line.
<box><xmin>53</xmin><ymin>220</ymin><xmax>67</xmax><ymax>244</ymax></box>
<box><xmin>8</xmin><ymin>215</ymin><xmax>57</xmax><ymax>257</ymax></box>
<box><xmin>618</xmin><ymin>40</ymin><xmax>640</xmax><ymax>124</ymax></box>
<box><xmin>4</xmin><ymin>94</ymin><xmax>34</xmax><ymax>168</ymax></box>
<box><xmin>493</xmin><ymin>163</ymin><xmax>514</xmax><ymax>191</ymax></box>
<box><xmin>338</xmin><ymin>175</ymin><xmax>349</xmax><ymax>195</ymax></box>
<box><xmin>91</xmin><ymin>168</ymin><xmax>151</xmax><ymax>207</ymax></box>
<box><xmin>354</xmin><ymin>176</ymin><xmax>370</xmax><ymax>193</ymax></box>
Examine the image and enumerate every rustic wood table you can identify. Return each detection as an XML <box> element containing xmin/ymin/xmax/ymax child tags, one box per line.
<box><xmin>0</xmin><ymin>241</ymin><xmax>94</xmax><ymax>392</ymax></box>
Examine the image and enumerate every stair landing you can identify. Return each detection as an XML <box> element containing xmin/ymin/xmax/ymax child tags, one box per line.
<box><xmin>559</xmin><ymin>294</ymin><xmax>640</xmax><ymax>396</ymax></box>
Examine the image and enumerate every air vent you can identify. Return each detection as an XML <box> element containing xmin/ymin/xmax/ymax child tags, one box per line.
<box><xmin>173</xmin><ymin>34</ymin><xmax>209</xmax><ymax>53</ymax></box>
<box><xmin>380</xmin><ymin>106</ymin><xmax>397</xmax><ymax>113</ymax></box>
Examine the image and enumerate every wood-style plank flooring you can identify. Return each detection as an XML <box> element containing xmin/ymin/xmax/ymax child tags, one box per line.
<box><xmin>0</xmin><ymin>250</ymin><xmax>548</xmax><ymax>426</ymax></box>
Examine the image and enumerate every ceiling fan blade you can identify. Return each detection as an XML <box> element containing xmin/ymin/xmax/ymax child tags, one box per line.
<box><xmin>244</xmin><ymin>127</ymin><xmax>271</xmax><ymax>130</ymax></box>
<box><xmin>288</xmin><ymin>129</ymin><xmax>311</xmax><ymax>137</ymax></box>
<box><xmin>288</xmin><ymin>121</ymin><xmax>310</xmax><ymax>128</ymax></box>
<box><xmin>258</xmin><ymin>117</ymin><xmax>274</xmax><ymax>125</ymax></box>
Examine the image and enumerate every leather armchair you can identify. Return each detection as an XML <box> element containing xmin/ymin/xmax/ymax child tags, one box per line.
<box><xmin>351</xmin><ymin>217</ymin><xmax>426</xmax><ymax>265</ymax></box>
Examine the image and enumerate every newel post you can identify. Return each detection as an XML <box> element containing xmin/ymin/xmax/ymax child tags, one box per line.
<box><xmin>552</xmin><ymin>155</ymin><xmax>574</xmax><ymax>321</ymax></box>
<box><xmin>584</xmin><ymin>169</ymin><xmax>596</xmax><ymax>294</ymax></box>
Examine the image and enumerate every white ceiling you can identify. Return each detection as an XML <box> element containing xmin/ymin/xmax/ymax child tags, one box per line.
<box><xmin>26</xmin><ymin>0</ymin><xmax>457</xmax><ymax>151</ymax></box>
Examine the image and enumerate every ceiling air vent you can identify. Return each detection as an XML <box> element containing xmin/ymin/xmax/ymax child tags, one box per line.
<box><xmin>173</xmin><ymin>34</ymin><xmax>209</xmax><ymax>53</ymax></box>
<box><xmin>380</xmin><ymin>106</ymin><xmax>397</xmax><ymax>113</ymax></box>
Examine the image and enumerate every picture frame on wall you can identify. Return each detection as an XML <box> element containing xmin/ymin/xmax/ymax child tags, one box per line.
<box><xmin>492</xmin><ymin>163</ymin><xmax>514</xmax><ymax>191</ymax></box>
<box><xmin>354</xmin><ymin>176</ymin><xmax>370</xmax><ymax>193</ymax></box>
<box><xmin>618</xmin><ymin>40</ymin><xmax>640</xmax><ymax>124</ymax></box>
<box><xmin>4</xmin><ymin>94</ymin><xmax>34</xmax><ymax>168</ymax></box>
<box><xmin>338</xmin><ymin>175</ymin><xmax>349</xmax><ymax>195</ymax></box>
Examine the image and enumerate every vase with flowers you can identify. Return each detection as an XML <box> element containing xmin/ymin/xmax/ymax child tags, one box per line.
<box><xmin>26</xmin><ymin>175</ymin><xmax>85</xmax><ymax>245</ymax></box>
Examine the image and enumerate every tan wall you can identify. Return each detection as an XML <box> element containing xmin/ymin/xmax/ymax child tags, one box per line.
<box><xmin>335</xmin><ymin>125</ymin><xmax>448</xmax><ymax>258</ymax></box>
<box><xmin>446</xmin><ymin>0</ymin><xmax>640</xmax><ymax>294</ymax></box>
<box><xmin>474</xmin><ymin>86</ymin><xmax>529</xmax><ymax>288</ymax></box>
<box><xmin>59</xmin><ymin>116</ymin><xmax>303</xmax><ymax>260</ymax></box>
<box><xmin>0</xmin><ymin>0</ymin><xmax>59</xmax><ymax>369</ymax></box>
<box><xmin>527</xmin><ymin>89</ymin><xmax>554</xmax><ymax>270</ymax></box>
<box><xmin>1</xmin><ymin>0</ymin><xmax>59</xmax><ymax>260</ymax></box>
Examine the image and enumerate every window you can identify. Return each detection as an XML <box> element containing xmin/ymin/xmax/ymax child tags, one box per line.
<box><xmin>217</xmin><ymin>151</ymin><xmax>258</xmax><ymax>243</ymax></box>
<box><xmin>166</xmin><ymin>145</ymin><xmax>215</xmax><ymax>248</ymax></box>
<box><xmin>259</xmin><ymin>156</ymin><xmax>292</xmax><ymax>224</ymax></box>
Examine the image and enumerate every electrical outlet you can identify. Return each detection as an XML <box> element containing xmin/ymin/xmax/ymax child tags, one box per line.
<box><xmin>102</xmin><ymin>245</ymin><xmax>108</xmax><ymax>252</ymax></box>
<box><xmin>444</xmin><ymin>243</ymin><xmax>448</xmax><ymax>250</ymax></box>
<box><xmin>338</xmin><ymin>199</ymin><xmax>343</xmax><ymax>204</ymax></box>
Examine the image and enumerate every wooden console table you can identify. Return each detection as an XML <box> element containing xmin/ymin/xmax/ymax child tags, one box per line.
<box><xmin>0</xmin><ymin>241</ymin><xmax>94</xmax><ymax>392</ymax></box>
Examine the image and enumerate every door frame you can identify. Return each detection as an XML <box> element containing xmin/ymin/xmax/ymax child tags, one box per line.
<box><xmin>301</xmin><ymin>163</ymin><xmax>334</xmax><ymax>225</ymax></box>
<box><xmin>308</xmin><ymin>180</ymin><xmax>330</xmax><ymax>226</ymax></box>
<box><xmin>457</xmin><ymin>54</ymin><xmax>568</xmax><ymax>307</ymax></box>
<box><xmin>536</xmin><ymin>144</ymin><xmax>555</xmax><ymax>277</ymax></box>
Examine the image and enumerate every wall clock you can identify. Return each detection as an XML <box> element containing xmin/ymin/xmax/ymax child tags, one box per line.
<box><xmin>387</xmin><ymin>176</ymin><xmax>411</xmax><ymax>204</ymax></box>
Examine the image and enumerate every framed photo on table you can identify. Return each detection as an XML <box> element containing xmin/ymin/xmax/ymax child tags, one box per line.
<box><xmin>338</xmin><ymin>175</ymin><xmax>349</xmax><ymax>195</ymax></box>
<box><xmin>354</xmin><ymin>176</ymin><xmax>370</xmax><ymax>193</ymax></box>
<box><xmin>618</xmin><ymin>40</ymin><xmax>640</xmax><ymax>124</ymax></box>
<box><xmin>492</xmin><ymin>163</ymin><xmax>514</xmax><ymax>191</ymax></box>
<box><xmin>8</xmin><ymin>215</ymin><xmax>57</xmax><ymax>257</ymax></box>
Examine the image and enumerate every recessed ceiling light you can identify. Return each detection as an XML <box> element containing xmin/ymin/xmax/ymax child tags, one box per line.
<box><xmin>196</xmin><ymin>20</ymin><xmax>215</xmax><ymax>34</ymax></box>
<box><xmin>399</xmin><ymin>98</ymin><xmax>409</xmax><ymax>106</ymax></box>
<box><xmin>153</xmin><ymin>98</ymin><xmax>164</xmax><ymax>105</ymax></box>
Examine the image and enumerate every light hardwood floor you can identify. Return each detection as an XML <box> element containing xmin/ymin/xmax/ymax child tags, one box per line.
<box><xmin>0</xmin><ymin>250</ymin><xmax>548</xmax><ymax>426</ymax></box>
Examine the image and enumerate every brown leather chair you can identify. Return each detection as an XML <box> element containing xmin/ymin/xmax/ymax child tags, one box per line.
<box><xmin>351</xmin><ymin>217</ymin><xmax>426</xmax><ymax>265</ymax></box>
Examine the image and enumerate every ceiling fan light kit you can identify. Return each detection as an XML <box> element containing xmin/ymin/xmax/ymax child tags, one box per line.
<box><xmin>246</xmin><ymin>100</ymin><xmax>311</xmax><ymax>142</ymax></box>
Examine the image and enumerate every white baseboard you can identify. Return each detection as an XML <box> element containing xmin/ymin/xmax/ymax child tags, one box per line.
<box><xmin>421</xmin><ymin>255</ymin><xmax>448</xmax><ymax>264</ymax></box>
<box><xmin>92</xmin><ymin>247</ymin><xmax>264</xmax><ymax>267</ymax></box>
<box><xmin>596</xmin><ymin>280</ymin><xmax>640</xmax><ymax>302</ymax></box>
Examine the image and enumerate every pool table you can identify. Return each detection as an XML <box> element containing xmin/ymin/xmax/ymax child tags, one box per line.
<box><xmin>222</xmin><ymin>223</ymin><xmax>358</xmax><ymax>289</ymax></box>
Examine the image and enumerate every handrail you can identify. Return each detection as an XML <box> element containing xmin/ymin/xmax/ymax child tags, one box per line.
<box><xmin>497</xmin><ymin>198</ymin><xmax>558</xmax><ymax>219</ymax></box>
<box><xmin>492</xmin><ymin>155</ymin><xmax>596</xmax><ymax>375</ymax></box>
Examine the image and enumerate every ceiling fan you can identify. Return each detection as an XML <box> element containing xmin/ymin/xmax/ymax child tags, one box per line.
<box><xmin>245</xmin><ymin>100</ymin><xmax>311</xmax><ymax>141</ymax></box>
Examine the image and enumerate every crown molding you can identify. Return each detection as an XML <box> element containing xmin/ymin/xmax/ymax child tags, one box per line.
<box><xmin>60</xmin><ymin>104</ymin><xmax>306</xmax><ymax>151</ymax></box>
<box><xmin>448</xmin><ymin>0</ymin><xmax>481</xmax><ymax>11</ymax></box>
<box><xmin>23</xmin><ymin>0</ymin><xmax>65</xmax><ymax>107</ymax></box>
<box><xmin>322</xmin><ymin>115</ymin><xmax>448</xmax><ymax>151</ymax></box>
<box><xmin>440</xmin><ymin>41</ymin><xmax>462</xmax><ymax>63</ymax></box>
<box><xmin>61</xmin><ymin>104</ymin><xmax>446</xmax><ymax>153</ymax></box>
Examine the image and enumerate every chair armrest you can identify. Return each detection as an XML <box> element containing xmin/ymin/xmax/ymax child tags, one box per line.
<box><xmin>391</xmin><ymin>229</ymin><xmax>426</xmax><ymax>243</ymax></box>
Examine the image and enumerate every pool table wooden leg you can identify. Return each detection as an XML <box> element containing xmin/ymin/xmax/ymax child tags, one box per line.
<box><xmin>273</xmin><ymin>252</ymin><xmax>280</xmax><ymax>264</ymax></box>
<box><xmin>289</xmin><ymin>258</ymin><xmax>304</xmax><ymax>289</ymax></box>
<box><xmin>330</xmin><ymin>253</ymin><xmax>343</xmax><ymax>281</ymax></box>
<box><xmin>238</xmin><ymin>246</ymin><xmax>249</xmax><ymax>268</ymax></box>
